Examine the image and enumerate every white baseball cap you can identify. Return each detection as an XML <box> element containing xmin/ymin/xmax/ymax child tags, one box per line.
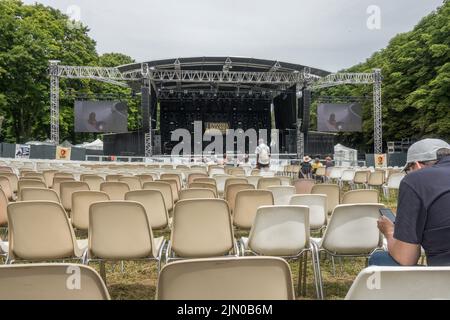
<box><xmin>403</xmin><ymin>138</ymin><xmax>450</xmax><ymax>171</ymax></box>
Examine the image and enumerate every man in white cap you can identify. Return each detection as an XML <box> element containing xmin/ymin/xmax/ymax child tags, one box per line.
<box><xmin>370</xmin><ymin>138</ymin><xmax>450</xmax><ymax>266</ymax></box>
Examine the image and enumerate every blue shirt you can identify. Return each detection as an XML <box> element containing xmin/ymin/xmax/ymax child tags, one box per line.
<box><xmin>394</xmin><ymin>156</ymin><xmax>450</xmax><ymax>265</ymax></box>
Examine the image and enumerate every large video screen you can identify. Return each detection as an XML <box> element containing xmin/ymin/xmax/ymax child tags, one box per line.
<box><xmin>317</xmin><ymin>103</ymin><xmax>362</xmax><ymax>132</ymax></box>
<box><xmin>74</xmin><ymin>101</ymin><xmax>128</xmax><ymax>133</ymax></box>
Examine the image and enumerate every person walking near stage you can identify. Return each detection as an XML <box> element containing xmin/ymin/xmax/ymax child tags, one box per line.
<box><xmin>255</xmin><ymin>139</ymin><xmax>271</xmax><ymax>170</ymax></box>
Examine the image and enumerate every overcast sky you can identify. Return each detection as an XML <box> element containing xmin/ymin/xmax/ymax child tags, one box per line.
<box><xmin>24</xmin><ymin>0</ymin><xmax>443</xmax><ymax>72</ymax></box>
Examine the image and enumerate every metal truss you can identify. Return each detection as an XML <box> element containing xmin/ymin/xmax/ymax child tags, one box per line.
<box><xmin>49</xmin><ymin>60</ymin><xmax>60</xmax><ymax>144</ymax></box>
<box><xmin>307</xmin><ymin>72</ymin><xmax>376</xmax><ymax>90</ymax></box>
<box><xmin>373</xmin><ymin>69</ymin><xmax>383</xmax><ymax>154</ymax></box>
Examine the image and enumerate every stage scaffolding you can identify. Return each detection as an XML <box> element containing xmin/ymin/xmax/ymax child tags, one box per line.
<box><xmin>49</xmin><ymin>58</ymin><xmax>382</xmax><ymax>158</ymax></box>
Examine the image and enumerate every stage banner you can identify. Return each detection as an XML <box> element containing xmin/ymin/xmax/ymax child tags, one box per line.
<box><xmin>375</xmin><ymin>153</ymin><xmax>387</xmax><ymax>168</ymax></box>
<box><xmin>56</xmin><ymin>146</ymin><xmax>71</xmax><ymax>160</ymax></box>
<box><xmin>15</xmin><ymin>144</ymin><xmax>30</xmax><ymax>159</ymax></box>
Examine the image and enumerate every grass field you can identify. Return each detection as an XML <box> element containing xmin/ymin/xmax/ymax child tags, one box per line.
<box><xmin>89</xmin><ymin>187</ymin><xmax>399</xmax><ymax>300</ymax></box>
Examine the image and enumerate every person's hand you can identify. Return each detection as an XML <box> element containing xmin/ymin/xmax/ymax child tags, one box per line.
<box><xmin>377</xmin><ymin>216</ymin><xmax>394</xmax><ymax>238</ymax></box>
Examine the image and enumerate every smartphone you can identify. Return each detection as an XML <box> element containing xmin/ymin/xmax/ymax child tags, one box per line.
<box><xmin>379</xmin><ymin>208</ymin><xmax>396</xmax><ymax>223</ymax></box>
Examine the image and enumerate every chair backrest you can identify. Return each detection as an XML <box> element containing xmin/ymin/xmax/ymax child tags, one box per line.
<box><xmin>135</xmin><ymin>174</ymin><xmax>154</xmax><ymax>185</ymax></box>
<box><xmin>315</xmin><ymin>167</ymin><xmax>326</xmax><ymax>177</ymax></box>
<box><xmin>0</xmin><ymin>263</ymin><xmax>110</xmax><ymax>300</ymax></box>
<box><xmin>224</xmin><ymin>183</ymin><xmax>255</xmax><ymax>213</ymax></box>
<box><xmin>105</xmin><ymin>174</ymin><xmax>123</xmax><ymax>182</ymax></box>
<box><xmin>0</xmin><ymin>188</ymin><xmax>8</xmax><ymax>227</ymax></box>
<box><xmin>23</xmin><ymin>172</ymin><xmax>45</xmax><ymax>183</ymax></box>
<box><xmin>224</xmin><ymin>178</ymin><xmax>248</xmax><ymax>195</ymax></box>
<box><xmin>294</xmin><ymin>179</ymin><xmax>315</xmax><ymax>194</ymax></box>
<box><xmin>321</xmin><ymin>204</ymin><xmax>384</xmax><ymax>255</ymax></box>
<box><xmin>387</xmin><ymin>173</ymin><xmax>405</xmax><ymax>189</ymax></box>
<box><xmin>42</xmin><ymin>170</ymin><xmax>58</xmax><ymax>188</ymax></box>
<box><xmin>52</xmin><ymin>177</ymin><xmax>75</xmax><ymax>197</ymax></box>
<box><xmin>179</xmin><ymin>188</ymin><xmax>216</xmax><ymax>200</ymax></box>
<box><xmin>289</xmin><ymin>194</ymin><xmax>327</xmax><ymax>230</ymax></box>
<box><xmin>248</xmin><ymin>205</ymin><xmax>310</xmax><ymax>256</ymax></box>
<box><xmin>89</xmin><ymin>201</ymin><xmax>157</xmax><ymax>259</ymax></box>
<box><xmin>7</xmin><ymin>201</ymin><xmax>79</xmax><ymax>261</ymax></box>
<box><xmin>142</xmin><ymin>181</ymin><xmax>174</xmax><ymax>212</ymax></box>
<box><xmin>186</xmin><ymin>172</ymin><xmax>207</xmax><ymax>184</ymax></box>
<box><xmin>157</xmin><ymin>257</ymin><xmax>294</xmax><ymax>300</ymax></box>
<box><xmin>71</xmin><ymin>191</ymin><xmax>110</xmax><ymax>230</ymax></box>
<box><xmin>0</xmin><ymin>173</ymin><xmax>18</xmax><ymax>193</ymax></box>
<box><xmin>60</xmin><ymin>181</ymin><xmax>90</xmax><ymax>212</ymax></box>
<box><xmin>250</xmin><ymin>169</ymin><xmax>260</xmax><ymax>176</ymax></box>
<box><xmin>368</xmin><ymin>171</ymin><xmax>384</xmax><ymax>186</ymax></box>
<box><xmin>208</xmin><ymin>166</ymin><xmax>225</xmax><ymax>176</ymax></box>
<box><xmin>246</xmin><ymin>176</ymin><xmax>261</xmax><ymax>188</ymax></box>
<box><xmin>20</xmin><ymin>188</ymin><xmax>60</xmax><ymax>203</ymax></box>
<box><xmin>118</xmin><ymin>176</ymin><xmax>142</xmax><ymax>191</ymax></box>
<box><xmin>233</xmin><ymin>190</ymin><xmax>274</xmax><ymax>229</ymax></box>
<box><xmin>99</xmin><ymin>182</ymin><xmax>130</xmax><ymax>200</ymax></box>
<box><xmin>342</xmin><ymin>189</ymin><xmax>379</xmax><ymax>204</ymax></box>
<box><xmin>125</xmin><ymin>190</ymin><xmax>169</xmax><ymax>229</ymax></box>
<box><xmin>228</xmin><ymin>167</ymin><xmax>245</xmax><ymax>176</ymax></box>
<box><xmin>345</xmin><ymin>266</ymin><xmax>450</xmax><ymax>300</ymax></box>
<box><xmin>257</xmin><ymin>177</ymin><xmax>281</xmax><ymax>190</ymax></box>
<box><xmin>159</xmin><ymin>179</ymin><xmax>179</xmax><ymax>202</ymax></box>
<box><xmin>267</xmin><ymin>186</ymin><xmax>296</xmax><ymax>205</ymax></box>
<box><xmin>0</xmin><ymin>166</ymin><xmax>13</xmax><ymax>173</ymax></box>
<box><xmin>54</xmin><ymin>172</ymin><xmax>74</xmax><ymax>179</ymax></box>
<box><xmin>17</xmin><ymin>179</ymin><xmax>47</xmax><ymax>199</ymax></box>
<box><xmin>213</xmin><ymin>175</ymin><xmax>232</xmax><ymax>194</ymax></box>
<box><xmin>0</xmin><ymin>176</ymin><xmax>13</xmax><ymax>200</ymax></box>
<box><xmin>329</xmin><ymin>167</ymin><xmax>343</xmax><ymax>179</ymax></box>
<box><xmin>160</xmin><ymin>173</ymin><xmax>182</xmax><ymax>191</ymax></box>
<box><xmin>353</xmin><ymin>171</ymin><xmax>369</xmax><ymax>184</ymax></box>
<box><xmin>192</xmin><ymin>177</ymin><xmax>216</xmax><ymax>185</ymax></box>
<box><xmin>340</xmin><ymin>170</ymin><xmax>356</xmax><ymax>182</ymax></box>
<box><xmin>279</xmin><ymin>176</ymin><xmax>292</xmax><ymax>186</ymax></box>
<box><xmin>311</xmin><ymin>184</ymin><xmax>340</xmax><ymax>214</ymax></box>
<box><xmin>188</xmin><ymin>182</ymin><xmax>218</xmax><ymax>197</ymax></box>
<box><xmin>80</xmin><ymin>175</ymin><xmax>104</xmax><ymax>191</ymax></box>
<box><xmin>171</xmin><ymin>199</ymin><xmax>234</xmax><ymax>258</ymax></box>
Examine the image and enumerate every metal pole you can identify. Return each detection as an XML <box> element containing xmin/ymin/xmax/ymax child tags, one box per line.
<box><xmin>49</xmin><ymin>60</ymin><xmax>60</xmax><ymax>144</ymax></box>
<box><xmin>373</xmin><ymin>68</ymin><xmax>382</xmax><ymax>154</ymax></box>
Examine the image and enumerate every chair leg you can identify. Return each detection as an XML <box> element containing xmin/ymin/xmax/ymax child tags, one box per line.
<box><xmin>302</xmin><ymin>251</ymin><xmax>307</xmax><ymax>296</ymax></box>
<box><xmin>331</xmin><ymin>256</ymin><xmax>336</xmax><ymax>277</ymax></box>
<box><xmin>297</xmin><ymin>254</ymin><xmax>303</xmax><ymax>297</ymax></box>
<box><xmin>99</xmin><ymin>261</ymin><xmax>107</xmax><ymax>284</ymax></box>
<box><xmin>311</xmin><ymin>244</ymin><xmax>324</xmax><ymax>300</ymax></box>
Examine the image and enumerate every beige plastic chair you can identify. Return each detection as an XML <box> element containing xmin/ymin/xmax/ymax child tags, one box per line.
<box><xmin>20</xmin><ymin>188</ymin><xmax>60</xmax><ymax>202</ymax></box>
<box><xmin>187</xmin><ymin>173</ymin><xmax>208</xmax><ymax>185</ymax></box>
<box><xmin>352</xmin><ymin>171</ymin><xmax>369</xmax><ymax>189</ymax></box>
<box><xmin>52</xmin><ymin>177</ymin><xmax>75</xmax><ymax>197</ymax></box>
<box><xmin>279</xmin><ymin>176</ymin><xmax>293</xmax><ymax>186</ymax></box>
<box><xmin>311</xmin><ymin>203</ymin><xmax>385</xmax><ymax>299</ymax></box>
<box><xmin>294</xmin><ymin>179</ymin><xmax>316</xmax><ymax>194</ymax></box>
<box><xmin>267</xmin><ymin>186</ymin><xmax>296</xmax><ymax>205</ymax></box>
<box><xmin>342</xmin><ymin>189</ymin><xmax>379</xmax><ymax>204</ymax></box>
<box><xmin>17</xmin><ymin>179</ymin><xmax>47</xmax><ymax>200</ymax></box>
<box><xmin>315</xmin><ymin>167</ymin><xmax>327</xmax><ymax>182</ymax></box>
<box><xmin>0</xmin><ymin>166</ymin><xmax>13</xmax><ymax>173</ymax></box>
<box><xmin>54</xmin><ymin>172</ymin><xmax>74</xmax><ymax>179</ymax></box>
<box><xmin>0</xmin><ymin>263</ymin><xmax>110</xmax><ymax>300</ymax></box>
<box><xmin>71</xmin><ymin>191</ymin><xmax>110</xmax><ymax>231</ymax></box>
<box><xmin>125</xmin><ymin>190</ymin><xmax>170</xmax><ymax>230</ymax></box>
<box><xmin>213</xmin><ymin>174</ymin><xmax>232</xmax><ymax>196</ymax></box>
<box><xmin>368</xmin><ymin>171</ymin><xmax>385</xmax><ymax>188</ymax></box>
<box><xmin>0</xmin><ymin>176</ymin><xmax>13</xmax><ymax>201</ymax></box>
<box><xmin>85</xmin><ymin>201</ymin><xmax>166</xmax><ymax>276</ymax></box>
<box><xmin>179</xmin><ymin>188</ymin><xmax>216</xmax><ymax>200</ymax></box>
<box><xmin>160</xmin><ymin>173</ymin><xmax>182</xmax><ymax>191</ymax></box>
<box><xmin>80</xmin><ymin>174</ymin><xmax>104</xmax><ymax>191</ymax></box>
<box><xmin>157</xmin><ymin>256</ymin><xmax>295</xmax><ymax>300</ymax></box>
<box><xmin>0</xmin><ymin>189</ymin><xmax>8</xmax><ymax>235</ymax></box>
<box><xmin>22</xmin><ymin>172</ymin><xmax>45</xmax><ymax>183</ymax></box>
<box><xmin>167</xmin><ymin>199</ymin><xmax>237</xmax><ymax>261</ymax></box>
<box><xmin>239</xmin><ymin>205</ymin><xmax>321</xmax><ymax>298</ymax></box>
<box><xmin>383</xmin><ymin>172</ymin><xmax>405</xmax><ymax>199</ymax></box>
<box><xmin>289</xmin><ymin>194</ymin><xmax>327</xmax><ymax>231</ymax></box>
<box><xmin>60</xmin><ymin>181</ymin><xmax>90</xmax><ymax>214</ymax></box>
<box><xmin>159</xmin><ymin>179</ymin><xmax>179</xmax><ymax>203</ymax></box>
<box><xmin>311</xmin><ymin>184</ymin><xmax>340</xmax><ymax>215</ymax></box>
<box><xmin>99</xmin><ymin>182</ymin><xmax>129</xmax><ymax>200</ymax></box>
<box><xmin>224</xmin><ymin>177</ymin><xmax>248</xmax><ymax>195</ymax></box>
<box><xmin>6</xmin><ymin>201</ymin><xmax>87</xmax><ymax>263</ymax></box>
<box><xmin>188</xmin><ymin>182</ymin><xmax>218</xmax><ymax>197</ymax></box>
<box><xmin>142</xmin><ymin>181</ymin><xmax>174</xmax><ymax>213</ymax></box>
<box><xmin>257</xmin><ymin>177</ymin><xmax>281</xmax><ymax>190</ymax></box>
<box><xmin>105</xmin><ymin>174</ymin><xmax>123</xmax><ymax>182</ymax></box>
<box><xmin>119</xmin><ymin>176</ymin><xmax>142</xmax><ymax>191</ymax></box>
<box><xmin>224</xmin><ymin>183</ymin><xmax>255</xmax><ymax>214</ymax></box>
<box><xmin>136</xmin><ymin>174</ymin><xmax>154</xmax><ymax>184</ymax></box>
<box><xmin>0</xmin><ymin>173</ymin><xmax>18</xmax><ymax>194</ymax></box>
<box><xmin>246</xmin><ymin>176</ymin><xmax>261</xmax><ymax>188</ymax></box>
<box><xmin>208</xmin><ymin>165</ymin><xmax>225</xmax><ymax>176</ymax></box>
<box><xmin>228</xmin><ymin>167</ymin><xmax>245</xmax><ymax>176</ymax></box>
<box><xmin>346</xmin><ymin>266</ymin><xmax>450</xmax><ymax>300</ymax></box>
<box><xmin>233</xmin><ymin>190</ymin><xmax>274</xmax><ymax>230</ymax></box>
<box><xmin>42</xmin><ymin>170</ymin><xmax>58</xmax><ymax>188</ymax></box>
<box><xmin>192</xmin><ymin>177</ymin><xmax>216</xmax><ymax>185</ymax></box>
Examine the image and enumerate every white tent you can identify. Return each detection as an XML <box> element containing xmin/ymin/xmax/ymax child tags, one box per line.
<box><xmin>334</xmin><ymin>144</ymin><xmax>358</xmax><ymax>167</ymax></box>
<box><xmin>75</xmin><ymin>139</ymin><xmax>103</xmax><ymax>150</ymax></box>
